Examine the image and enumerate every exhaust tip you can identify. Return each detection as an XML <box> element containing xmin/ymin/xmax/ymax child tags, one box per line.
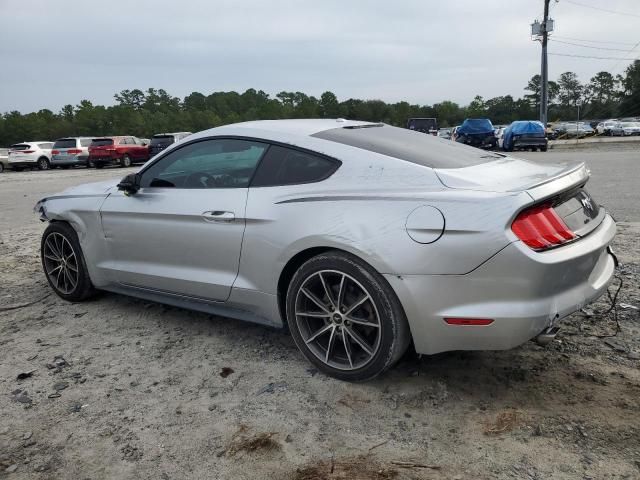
<box><xmin>535</xmin><ymin>326</ymin><xmax>560</xmax><ymax>346</ymax></box>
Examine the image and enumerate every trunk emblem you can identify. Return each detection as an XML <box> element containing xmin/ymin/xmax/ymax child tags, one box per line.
<box><xmin>579</xmin><ymin>192</ymin><xmax>593</xmax><ymax>213</ymax></box>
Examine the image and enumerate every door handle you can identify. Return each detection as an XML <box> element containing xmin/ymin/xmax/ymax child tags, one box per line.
<box><xmin>202</xmin><ymin>210</ymin><xmax>235</xmax><ymax>222</ymax></box>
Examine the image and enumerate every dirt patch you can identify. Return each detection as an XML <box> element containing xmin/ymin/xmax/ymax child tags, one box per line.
<box><xmin>224</xmin><ymin>425</ymin><xmax>280</xmax><ymax>457</ymax></box>
<box><xmin>483</xmin><ymin>410</ymin><xmax>525</xmax><ymax>436</ymax></box>
<box><xmin>293</xmin><ymin>456</ymin><xmax>398</xmax><ymax>480</ymax></box>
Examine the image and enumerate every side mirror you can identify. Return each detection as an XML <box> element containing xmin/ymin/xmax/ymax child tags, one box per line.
<box><xmin>117</xmin><ymin>173</ymin><xmax>140</xmax><ymax>196</ymax></box>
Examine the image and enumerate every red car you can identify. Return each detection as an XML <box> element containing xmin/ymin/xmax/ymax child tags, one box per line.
<box><xmin>89</xmin><ymin>136</ymin><xmax>150</xmax><ymax>168</ymax></box>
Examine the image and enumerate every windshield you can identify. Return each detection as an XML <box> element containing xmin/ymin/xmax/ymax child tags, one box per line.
<box><xmin>313</xmin><ymin>124</ymin><xmax>497</xmax><ymax>169</ymax></box>
<box><xmin>53</xmin><ymin>139</ymin><xmax>77</xmax><ymax>149</ymax></box>
<box><xmin>151</xmin><ymin>135</ymin><xmax>175</xmax><ymax>146</ymax></box>
<box><xmin>10</xmin><ymin>144</ymin><xmax>30</xmax><ymax>151</ymax></box>
<box><xmin>91</xmin><ymin>138</ymin><xmax>114</xmax><ymax>146</ymax></box>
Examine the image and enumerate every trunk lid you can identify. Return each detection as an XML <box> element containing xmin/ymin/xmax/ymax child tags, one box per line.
<box><xmin>434</xmin><ymin>157</ymin><xmax>586</xmax><ymax>194</ymax></box>
<box><xmin>436</xmin><ymin>158</ymin><xmax>605</xmax><ymax>240</ymax></box>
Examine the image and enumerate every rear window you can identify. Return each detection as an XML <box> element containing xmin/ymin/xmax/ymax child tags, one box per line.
<box><xmin>91</xmin><ymin>138</ymin><xmax>114</xmax><ymax>146</ymax></box>
<box><xmin>53</xmin><ymin>139</ymin><xmax>77</xmax><ymax>149</ymax></box>
<box><xmin>80</xmin><ymin>138</ymin><xmax>92</xmax><ymax>147</ymax></box>
<box><xmin>312</xmin><ymin>125</ymin><xmax>497</xmax><ymax>169</ymax></box>
<box><xmin>151</xmin><ymin>135</ymin><xmax>175</xmax><ymax>146</ymax></box>
<box><xmin>37</xmin><ymin>143</ymin><xmax>53</xmax><ymax>149</ymax></box>
<box><xmin>10</xmin><ymin>144</ymin><xmax>31</xmax><ymax>151</ymax></box>
<box><xmin>251</xmin><ymin>145</ymin><xmax>340</xmax><ymax>186</ymax></box>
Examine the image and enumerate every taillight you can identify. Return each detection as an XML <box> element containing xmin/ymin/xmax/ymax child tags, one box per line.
<box><xmin>51</xmin><ymin>150</ymin><xmax>59</xmax><ymax>154</ymax></box>
<box><xmin>22</xmin><ymin>150</ymin><xmax>35</xmax><ymax>154</ymax></box>
<box><xmin>512</xmin><ymin>204</ymin><xmax>575</xmax><ymax>250</ymax></box>
<box><xmin>67</xmin><ymin>149</ymin><xmax>82</xmax><ymax>155</ymax></box>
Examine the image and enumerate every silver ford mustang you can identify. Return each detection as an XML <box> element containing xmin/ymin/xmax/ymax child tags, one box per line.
<box><xmin>35</xmin><ymin>119</ymin><xmax>617</xmax><ymax>381</ymax></box>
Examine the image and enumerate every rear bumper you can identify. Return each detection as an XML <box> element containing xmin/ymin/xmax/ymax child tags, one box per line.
<box><xmin>51</xmin><ymin>155</ymin><xmax>88</xmax><ymax>166</ymax></box>
<box><xmin>513</xmin><ymin>137</ymin><xmax>548</xmax><ymax>148</ymax></box>
<box><xmin>386</xmin><ymin>214</ymin><xmax>617</xmax><ymax>355</ymax></box>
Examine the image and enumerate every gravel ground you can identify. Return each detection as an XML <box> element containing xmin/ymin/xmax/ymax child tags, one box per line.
<box><xmin>1</xmin><ymin>156</ymin><xmax>639</xmax><ymax>480</ymax></box>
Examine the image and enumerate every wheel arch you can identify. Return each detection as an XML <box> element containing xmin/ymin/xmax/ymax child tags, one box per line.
<box><xmin>276</xmin><ymin>246</ymin><xmax>409</xmax><ymax>332</ymax></box>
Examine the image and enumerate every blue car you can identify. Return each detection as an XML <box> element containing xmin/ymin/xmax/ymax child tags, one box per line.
<box><xmin>453</xmin><ymin>118</ymin><xmax>497</xmax><ymax>149</ymax></box>
<box><xmin>503</xmin><ymin>121</ymin><xmax>548</xmax><ymax>152</ymax></box>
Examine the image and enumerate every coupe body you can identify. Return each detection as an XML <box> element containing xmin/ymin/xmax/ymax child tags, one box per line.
<box><xmin>35</xmin><ymin>119</ymin><xmax>617</xmax><ymax>380</ymax></box>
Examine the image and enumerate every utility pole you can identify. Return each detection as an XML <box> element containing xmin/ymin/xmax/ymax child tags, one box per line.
<box><xmin>532</xmin><ymin>1</ymin><xmax>553</xmax><ymax>125</ymax></box>
<box><xmin>540</xmin><ymin>0</ymin><xmax>550</xmax><ymax>125</ymax></box>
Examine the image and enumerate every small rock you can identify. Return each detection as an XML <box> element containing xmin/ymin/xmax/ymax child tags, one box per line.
<box><xmin>5</xmin><ymin>464</ymin><xmax>18</xmax><ymax>473</ymax></box>
<box><xmin>22</xmin><ymin>432</ymin><xmax>32</xmax><ymax>440</ymax></box>
<box><xmin>306</xmin><ymin>368</ymin><xmax>318</xmax><ymax>377</ymax></box>
<box><xmin>628</xmin><ymin>352</ymin><xmax>640</xmax><ymax>360</ymax></box>
<box><xmin>14</xmin><ymin>392</ymin><xmax>32</xmax><ymax>404</ymax></box>
<box><xmin>208</xmin><ymin>405</ymin><xmax>217</xmax><ymax>411</ymax></box>
<box><xmin>53</xmin><ymin>382</ymin><xmax>68</xmax><ymax>391</ymax></box>
<box><xmin>285</xmin><ymin>434</ymin><xmax>293</xmax><ymax>443</ymax></box>
<box><xmin>47</xmin><ymin>393</ymin><xmax>61</xmax><ymax>399</ymax></box>
<box><xmin>219</xmin><ymin>367</ymin><xmax>234</xmax><ymax>378</ymax></box>
<box><xmin>533</xmin><ymin>425</ymin><xmax>543</xmax><ymax>436</ymax></box>
<box><xmin>16</xmin><ymin>371</ymin><xmax>35</xmax><ymax>381</ymax></box>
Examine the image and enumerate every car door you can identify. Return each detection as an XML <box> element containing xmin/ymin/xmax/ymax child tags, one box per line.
<box><xmin>98</xmin><ymin>137</ymin><xmax>269</xmax><ymax>301</ymax></box>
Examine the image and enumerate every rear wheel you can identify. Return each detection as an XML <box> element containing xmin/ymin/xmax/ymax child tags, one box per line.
<box><xmin>0</xmin><ymin>163</ymin><xmax>4</xmax><ymax>173</ymax></box>
<box><xmin>41</xmin><ymin>222</ymin><xmax>96</xmax><ymax>302</ymax></box>
<box><xmin>286</xmin><ymin>251</ymin><xmax>410</xmax><ymax>381</ymax></box>
<box><xmin>120</xmin><ymin>155</ymin><xmax>131</xmax><ymax>168</ymax></box>
<box><xmin>95</xmin><ymin>163</ymin><xmax>104</xmax><ymax>169</ymax></box>
<box><xmin>37</xmin><ymin>157</ymin><xmax>50</xmax><ymax>170</ymax></box>
<box><xmin>86</xmin><ymin>159</ymin><xmax>94</xmax><ymax>168</ymax></box>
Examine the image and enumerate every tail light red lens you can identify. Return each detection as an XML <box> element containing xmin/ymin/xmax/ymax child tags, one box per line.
<box><xmin>51</xmin><ymin>150</ymin><xmax>59</xmax><ymax>154</ymax></box>
<box><xmin>21</xmin><ymin>150</ymin><xmax>35</xmax><ymax>154</ymax></box>
<box><xmin>444</xmin><ymin>318</ymin><xmax>494</xmax><ymax>326</ymax></box>
<box><xmin>512</xmin><ymin>204</ymin><xmax>575</xmax><ymax>250</ymax></box>
<box><xmin>67</xmin><ymin>149</ymin><xmax>82</xmax><ymax>155</ymax></box>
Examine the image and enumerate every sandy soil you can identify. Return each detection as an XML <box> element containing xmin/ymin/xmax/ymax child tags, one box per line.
<box><xmin>1</xmin><ymin>166</ymin><xmax>639</xmax><ymax>480</ymax></box>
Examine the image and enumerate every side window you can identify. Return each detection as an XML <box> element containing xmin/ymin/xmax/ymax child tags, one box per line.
<box><xmin>251</xmin><ymin>145</ymin><xmax>340</xmax><ymax>187</ymax></box>
<box><xmin>140</xmin><ymin>138</ymin><xmax>268</xmax><ymax>189</ymax></box>
<box><xmin>79</xmin><ymin>139</ymin><xmax>92</xmax><ymax>147</ymax></box>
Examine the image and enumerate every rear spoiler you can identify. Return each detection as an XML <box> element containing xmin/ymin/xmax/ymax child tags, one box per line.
<box><xmin>524</xmin><ymin>163</ymin><xmax>589</xmax><ymax>201</ymax></box>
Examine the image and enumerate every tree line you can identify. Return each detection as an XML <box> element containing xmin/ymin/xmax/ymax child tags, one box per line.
<box><xmin>1</xmin><ymin>60</ymin><xmax>638</xmax><ymax>146</ymax></box>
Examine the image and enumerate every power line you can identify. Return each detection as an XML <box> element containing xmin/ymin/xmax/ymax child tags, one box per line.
<box><xmin>552</xmin><ymin>35</ymin><xmax>637</xmax><ymax>46</ymax></box>
<box><xmin>563</xmin><ymin>0</ymin><xmax>640</xmax><ymax>19</ymax></box>
<box><xmin>550</xmin><ymin>38</ymin><xmax>633</xmax><ymax>52</ymax></box>
<box><xmin>549</xmin><ymin>52</ymin><xmax>639</xmax><ymax>60</ymax></box>
<box><xmin>610</xmin><ymin>40</ymin><xmax>640</xmax><ymax>72</ymax></box>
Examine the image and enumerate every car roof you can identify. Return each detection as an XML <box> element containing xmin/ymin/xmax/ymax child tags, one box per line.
<box><xmin>213</xmin><ymin>119</ymin><xmax>375</xmax><ymax>137</ymax></box>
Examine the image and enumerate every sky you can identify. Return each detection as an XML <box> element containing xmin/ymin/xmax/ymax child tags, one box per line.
<box><xmin>0</xmin><ymin>0</ymin><xmax>638</xmax><ymax>113</ymax></box>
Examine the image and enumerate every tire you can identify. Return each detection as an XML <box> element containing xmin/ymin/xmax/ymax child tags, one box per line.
<box><xmin>94</xmin><ymin>163</ymin><xmax>104</xmax><ymax>169</ymax></box>
<box><xmin>12</xmin><ymin>167</ymin><xmax>24</xmax><ymax>171</ymax></box>
<box><xmin>286</xmin><ymin>251</ymin><xmax>410</xmax><ymax>381</ymax></box>
<box><xmin>120</xmin><ymin>155</ymin><xmax>131</xmax><ymax>168</ymax></box>
<box><xmin>0</xmin><ymin>163</ymin><xmax>4</xmax><ymax>173</ymax></box>
<box><xmin>37</xmin><ymin>157</ymin><xmax>50</xmax><ymax>170</ymax></box>
<box><xmin>86</xmin><ymin>159</ymin><xmax>94</xmax><ymax>168</ymax></box>
<box><xmin>41</xmin><ymin>222</ymin><xmax>96</xmax><ymax>302</ymax></box>
<box><xmin>540</xmin><ymin>145</ymin><xmax>548</xmax><ymax>152</ymax></box>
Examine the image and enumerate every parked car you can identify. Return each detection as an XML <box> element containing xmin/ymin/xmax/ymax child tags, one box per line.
<box><xmin>148</xmin><ymin>132</ymin><xmax>192</xmax><ymax>157</ymax></box>
<box><xmin>437</xmin><ymin>128</ymin><xmax>451</xmax><ymax>140</ymax></box>
<box><xmin>620</xmin><ymin>122</ymin><xmax>640</xmax><ymax>136</ymax></box>
<box><xmin>502</xmin><ymin>121</ymin><xmax>548</xmax><ymax>152</ymax></box>
<box><xmin>495</xmin><ymin>127</ymin><xmax>507</xmax><ymax>148</ymax></box>
<box><xmin>595</xmin><ymin>120</ymin><xmax>619</xmax><ymax>136</ymax></box>
<box><xmin>34</xmin><ymin>119</ymin><xmax>616</xmax><ymax>381</ymax></box>
<box><xmin>407</xmin><ymin>118</ymin><xmax>438</xmax><ymax>135</ymax></box>
<box><xmin>0</xmin><ymin>148</ymin><xmax>8</xmax><ymax>173</ymax></box>
<box><xmin>453</xmin><ymin>118</ymin><xmax>497</xmax><ymax>149</ymax></box>
<box><xmin>7</xmin><ymin>142</ymin><xmax>54</xmax><ymax>170</ymax></box>
<box><xmin>553</xmin><ymin>123</ymin><xmax>594</xmax><ymax>138</ymax></box>
<box><xmin>89</xmin><ymin>136</ymin><xmax>150</xmax><ymax>168</ymax></box>
<box><xmin>51</xmin><ymin>137</ymin><xmax>93</xmax><ymax>168</ymax></box>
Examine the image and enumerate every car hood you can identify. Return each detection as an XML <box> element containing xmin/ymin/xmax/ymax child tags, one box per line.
<box><xmin>434</xmin><ymin>157</ymin><xmax>587</xmax><ymax>194</ymax></box>
<box><xmin>58</xmin><ymin>178</ymin><xmax>119</xmax><ymax>197</ymax></box>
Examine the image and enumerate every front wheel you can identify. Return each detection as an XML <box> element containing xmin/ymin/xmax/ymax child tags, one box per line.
<box><xmin>286</xmin><ymin>251</ymin><xmax>410</xmax><ymax>381</ymax></box>
<box><xmin>41</xmin><ymin>222</ymin><xmax>96</xmax><ymax>302</ymax></box>
<box><xmin>120</xmin><ymin>155</ymin><xmax>131</xmax><ymax>168</ymax></box>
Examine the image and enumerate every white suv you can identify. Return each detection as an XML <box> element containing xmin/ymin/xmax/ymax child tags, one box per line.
<box><xmin>8</xmin><ymin>142</ymin><xmax>54</xmax><ymax>170</ymax></box>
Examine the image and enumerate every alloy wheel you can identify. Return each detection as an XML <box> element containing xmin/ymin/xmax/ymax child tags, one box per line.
<box><xmin>38</xmin><ymin>158</ymin><xmax>49</xmax><ymax>170</ymax></box>
<box><xmin>294</xmin><ymin>270</ymin><xmax>382</xmax><ymax>371</ymax></box>
<box><xmin>43</xmin><ymin>232</ymin><xmax>79</xmax><ymax>295</ymax></box>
